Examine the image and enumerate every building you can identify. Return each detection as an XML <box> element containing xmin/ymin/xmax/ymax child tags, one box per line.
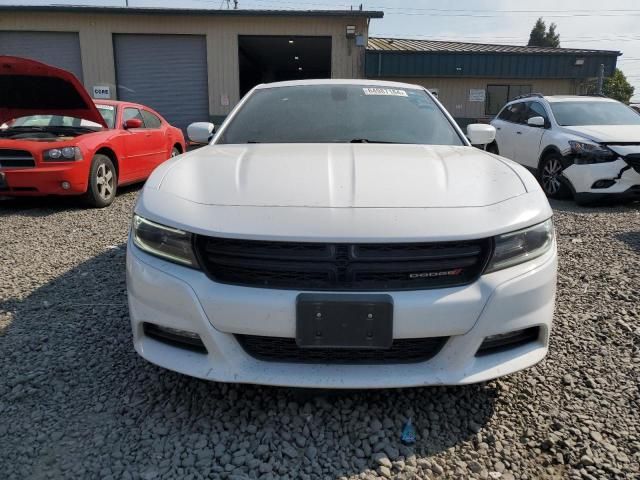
<box><xmin>0</xmin><ymin>5</ymin><xmax>622</xmax><ymax>130</ymax></box>
<box><xmin>366</xmin><ymin>37</ymin><xmax>620</xmax><ymax>126</ymax></box>
<box><xmin>0</xmin><ymin>5</ymin><xmax>382</xmax><ymax>130</ymax></box>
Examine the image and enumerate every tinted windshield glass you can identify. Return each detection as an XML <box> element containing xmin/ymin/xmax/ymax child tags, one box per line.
<box><xmin>218</xmin><ymin>85</ymin><xmax>463</xmax><ymax>145</ymax></box>
<box><xmin>550</xmin><ymin>101</ymin><xmax>640</xmax><ymax>126</ymax></box>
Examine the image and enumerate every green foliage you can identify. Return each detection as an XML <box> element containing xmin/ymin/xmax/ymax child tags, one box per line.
<box><xmin>584</xmin><ymin>69</ymin><xmax>635</xmax><ymax>103</ymax></box>
<box><xmin>527</xmin><ymin>18</ymin><xmax>561</xmax><ymax>48</ymax></box>
<box><xmin>604</xmin><ymin>69</ymin><xmax>635</xmax><ymax>103</ymax></box>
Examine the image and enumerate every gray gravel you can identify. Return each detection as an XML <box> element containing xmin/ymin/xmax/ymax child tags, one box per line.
<box><xmin>1</xmin><ymin>191</ymin><xmax>639</xmax><ymax>480</ymax></box>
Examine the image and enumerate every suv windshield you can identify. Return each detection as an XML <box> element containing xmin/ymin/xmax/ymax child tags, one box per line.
<box><xmin>218</xmin><ymin>84</ymin><xmax>464</xmax><ymax>145</ymax></box>
<box><xmin>550</xmin><ymin>101</ymin><xmax>640</xmax><ymax>126</ymax></box>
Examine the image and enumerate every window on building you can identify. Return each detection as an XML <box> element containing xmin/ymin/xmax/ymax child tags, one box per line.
<box><xmin>486</xmin><ymin>85</ymin><xmax>533</xmax><ymax>115</ymax></box>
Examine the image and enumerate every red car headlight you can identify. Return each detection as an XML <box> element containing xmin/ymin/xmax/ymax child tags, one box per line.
<box><xmin>43</xmin><ymin>147</ymin><xmax>83</xmax><ymax>161</ymax></box>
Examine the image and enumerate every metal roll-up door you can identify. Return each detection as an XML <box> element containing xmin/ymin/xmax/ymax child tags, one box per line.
<box><xmin>0</xmin><ymin>31</ymin><xmax>83</xmax><ymax>81</ymax></box>
<box><xmin>113</xmin><ymin>34</ymin><xmax>209</xmax><ymax>132</ymax></box>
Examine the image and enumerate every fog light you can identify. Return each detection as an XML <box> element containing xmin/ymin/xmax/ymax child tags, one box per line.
<box><xmin>476</xmin><ymin>327</ymin><xmax>540</xmax><ymax>356</ymax></box>
<box><xmin>143</xmin><ymin>322</ymin><xmax>207</xmax><ymax>353</ymax></box>
<box><xmin>591</xmin><ymin>179</ymin><xmax>615</xmax><ymax>189</ymax></box>
<box><xmin>61</xmin><ymin>181</ymin><xmax>71</xmax><ymax>190</ymax></box>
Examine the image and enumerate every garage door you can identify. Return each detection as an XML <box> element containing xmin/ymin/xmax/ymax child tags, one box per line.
<box><xmin>0</xmin><ymin>31</ymin><xmax>83</xmax><ymax>81</ymax></box>
<box><xmin>114</xmin><ymin>34</ymin><xmax>209</xmax><ymax>132</ymax></box>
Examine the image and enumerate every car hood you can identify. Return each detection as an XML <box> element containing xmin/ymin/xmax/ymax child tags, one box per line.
<box><xmin>563</xmin><ymin>124</ymin><xmax>640</xmax><ymax>143</ymax></box>
<box><xmin>0</xmin><ymin>55</ymin><xmax>107</xmax><ymax>128</ymax></box>
<box><xmin>156</xmin><ymin>144</ymin><xmax>527</xmax><ymax>208</ymax></box>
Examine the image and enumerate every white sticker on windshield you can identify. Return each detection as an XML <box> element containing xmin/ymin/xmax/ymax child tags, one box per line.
<box><xmin>363</xmin><ymin>87</ymin><xmax>408</xmax><ymax>97</ymax></box>
<box><xmin>95</xmin><ymin>104</ymin><xmax>114</xmax><ymax>110</ymax></box>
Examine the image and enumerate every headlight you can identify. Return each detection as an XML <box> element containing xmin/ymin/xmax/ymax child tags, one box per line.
<box><xmin>131</xmin><ymin>215</ymin><xmax>199</xmax><ymax>267</ymax></box>
<box><xmin>568</xmin><ymin>141</ymin><xmax>616</xmax><ymax>164</ymax></box>
<box><xmin>486</xmin><ymin>219</ymin><xmax>554</xmax><ymax>273</ymax></box>
<box><xmin>43</xmin><ymin>146</ymin><xmax>83</xmax><ymax>161</ymax></box>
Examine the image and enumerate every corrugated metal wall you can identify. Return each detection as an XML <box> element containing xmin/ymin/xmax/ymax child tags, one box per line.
<box><xmin>113</xmin><ymin>34</ymin><xmax>209</xmax><ymax>131</ymax></box>
<box><xmin>382</xmin><ymin>77</ymin><xmax>576</xmax><ymax>120</ymax></box>
<box><xmin>0</xmin><ymin>11</ymin><xmax>369</xmax><ymax>119</ymax></box>
<box><xmin>366</xmin><ymin>52</ymin><xmax>618</xmax><ymax>79</ymax></box>
<box><xmin>0</xmin><ymin>31</ymin><xmax>83</xmax><ymax>80</ymax></box>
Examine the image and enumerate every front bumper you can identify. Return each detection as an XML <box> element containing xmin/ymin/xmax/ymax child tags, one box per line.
<box><xmin>0</xmin><ymin>164</ymin><xmax>88</xmax><ymax>196</ymax></box>
<box><xmin>126</xmin><ymin>238</ymin><xmax>557</xmax><ymax>388</ymax></box>
<box><xmin>562</xmin><ymin>158</ymin><xmax>640</xmax><ymax>199</ymax></box>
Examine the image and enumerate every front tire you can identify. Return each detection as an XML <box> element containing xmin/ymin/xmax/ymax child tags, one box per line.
<box><xmin>539</xmin><ymin>154</ymin><xmax>571</xmax><ymax>199</ymax></box>
<box><xmin>486</xmin><ymin>142</ymin><xmax>499</xmax><ymax>155</ymax></box>
<box><xmin>84</xmin><ymin>154</ymin><xmax>117</xmax><ymax>208</ymax></box>
<box><xmin>170</xmin><ymin>147</ymin><xmax>180</xmax><ymax>158</ymax></box>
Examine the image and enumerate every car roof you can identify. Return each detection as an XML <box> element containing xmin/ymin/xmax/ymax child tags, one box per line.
<box><xmin>543</xmin><ymin>95</ymin><xmax>618</xmax><ymax>103</ymax></box>
<box><xmin>254</xmin><ymin>79</ymin><xmax>425</xmax><ymax>90</ymax></box>
<box><xmin>92</xmin><ymin>99</ymin><xmax>153</xmax><ymax>109</ymax></box>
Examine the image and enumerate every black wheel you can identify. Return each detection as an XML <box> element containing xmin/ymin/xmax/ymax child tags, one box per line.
<box><xmin>539</xmin><ymin>154</ymin><xmax>572</xmax><ymax>199</ymax></box>
<box><xmin>84</xmin><ymin>154</ymin><xmax>117</xmax><ymax>208</ymax></box>
<box><xmin>170</xmin><ymin>146</ymin><xmax>180</xmax><ymax>158</ymax></box>
<box><xmin>486</xmin><ymin>142</ymin><xmax>499</xmax><ymax>155</ymax></box>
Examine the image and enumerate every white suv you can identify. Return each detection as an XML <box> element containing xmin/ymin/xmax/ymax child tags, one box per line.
<box><xmin>490</xmin><ymin>94</ymin><xmax>640</xmax><ymax>204</ymax></box>
<box><xmin>126</xmin><ymin>80</ymin><xmax>556</xmax><ymax>389</ymax></box>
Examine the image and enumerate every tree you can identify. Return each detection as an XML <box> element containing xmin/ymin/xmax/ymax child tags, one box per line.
<box><xmin>528</xmin><ymin>18</ymin><xmax>547</xmax><ymax>47</ymax></box>
<box><xmin>527</xmin><ymin>18</ymin><xmax>561</xmax><ymax>48</ymax></box>
<box><xmin>604</xmin><ymin>69</ymin><xmax>635</xmax><ymax>103</ymax></box>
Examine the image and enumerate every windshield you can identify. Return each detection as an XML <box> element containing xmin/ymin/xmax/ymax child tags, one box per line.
<box><xmin>217</xmin><ymin>85</ymin><xmax>464</xmax><ymax>145</ymax></box>
<box><xmin>8</xmin><ymin>104</ymin><xmax>115</xmax><ymax>130</ymax></box>
<box><xmin>550</xmin><ymin>101</ymin><xmax>640</xmax><ymax>126</ymax></box>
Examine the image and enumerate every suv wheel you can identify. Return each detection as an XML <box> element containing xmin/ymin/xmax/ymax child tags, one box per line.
<box><xmin>539</xmin><ymin>154</ymin><xmax>571</xmax><ymax>199</ymax></box>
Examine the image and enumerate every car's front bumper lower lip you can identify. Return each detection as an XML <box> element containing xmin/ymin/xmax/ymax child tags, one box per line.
<box><xmin>126</xmin><ymin>238</ymin><xmax>557</xmax><ymax>389</ymax></box>
<box><xmin>562</xmin><ymin>158</ymin><xmax>640</xmax><ymax>197</ymax></box>
<box><xmin>0</xmin><ymin>165</ymin><xmax>87</xmax><ymax>196</ymax></box>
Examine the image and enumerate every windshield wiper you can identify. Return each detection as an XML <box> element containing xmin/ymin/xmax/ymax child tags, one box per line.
<box><xmin>349</xmin><ymin>138</ymin><xmax>397</xmax><ymax>144</ymax></box>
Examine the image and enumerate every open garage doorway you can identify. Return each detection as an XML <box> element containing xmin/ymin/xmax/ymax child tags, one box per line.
<box><xmin>239</xmin><ymin>36</ymin><xmax>331</xmax><ymax>97</ymax></box>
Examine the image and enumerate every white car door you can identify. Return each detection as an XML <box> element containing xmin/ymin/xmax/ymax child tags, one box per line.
<box><xmin>492</xmin><ymin>102</ymin><xmax>527</xmax><ymax>160</ymax></box>
<box><xmin>513</xmin><ymin>101</ymin><xmax>548</xmax><ymax>169</ymax></box>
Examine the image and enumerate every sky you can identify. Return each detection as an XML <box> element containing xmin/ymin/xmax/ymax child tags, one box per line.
<box><xmin>3</xmin><ymin>0</ymin><xmax>640</xmax><ymax>102</ymax></box>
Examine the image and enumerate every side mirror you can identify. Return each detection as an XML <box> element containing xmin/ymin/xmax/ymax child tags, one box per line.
<box><xmin>527</xmin><ymin>116</ymin><xmax>546</xmax><ymax>127</ymax></box>
<box><xmin>467</xmin><ymin>124</ymin><xmax>496</xmax><ymax>145</ymax></box>
<box><xmin>124</xmin><ymin>118</ymin><xmax>143</xmax><ymax>129</ymax></box>
<box><xmin>187</xmin><ymin>122</ymin><xmax>215</xmax><ymax>144</ymax></box>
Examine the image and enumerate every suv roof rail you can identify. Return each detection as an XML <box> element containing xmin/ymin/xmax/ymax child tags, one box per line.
<box><xmin>511</xmin><ymin>93</ymin><xmax>545</xmax><ymax>101</ymax></box>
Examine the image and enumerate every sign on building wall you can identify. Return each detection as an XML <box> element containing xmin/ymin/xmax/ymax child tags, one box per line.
<box><xmin>92</xmin><ymin>85</ymin><xmax>111</xmax><ymax>99</ymax></box>
<box><xmin>469</xmin><ymin>89</ymin><xmax>486</xmax><ymax>102</ymax></box>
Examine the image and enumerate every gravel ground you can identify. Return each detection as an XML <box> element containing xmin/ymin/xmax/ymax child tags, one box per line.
<box><xmin>0</xmin><ymin>190</ymin><xmax>638</xmax><ymax>480</ymax></box>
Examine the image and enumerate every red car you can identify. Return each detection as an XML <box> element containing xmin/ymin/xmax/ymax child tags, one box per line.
<box><xmin>0</xmin><ymin>56</ymin><xmax>185</xmax><ymax>207</ymax></box>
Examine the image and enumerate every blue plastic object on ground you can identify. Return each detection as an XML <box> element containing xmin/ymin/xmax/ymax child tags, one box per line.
<box><xmin>401</xmin><ymin>418</ymin><xmax>416</xmax><ymax>445</ymax></box>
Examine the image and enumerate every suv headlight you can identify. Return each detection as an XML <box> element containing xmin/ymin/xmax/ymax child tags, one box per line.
<box><xmin>131</xmin><ymin>215</ymin><xmax>199</xmax><ymax>267</ymax></box>
<box><xmin>568</xmin><ymin>141</ymin><xmax>617</xmax><ymax>164</ymax></box>
<box><xmin>486</xmin><ymin>219</ymin><xmax>554</xmax><ymax>273</ymax></box>
<box><xmin>43</xmin><ymin>146</ymin><xmax>83</xmax><ymax>161</ymax></box>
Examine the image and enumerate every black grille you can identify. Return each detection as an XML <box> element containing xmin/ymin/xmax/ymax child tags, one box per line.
<box><xmin>236</xmin><ymin>335</ymin><xmax>448</xmax><ymax>364</ymax></box>
<box><xmin>625</xmin><ymin>154</ymin><xmax>640</xmax><ymax>173</ymax></box>
<box><xmin>194</xmin><ymin>236</ymin><xmax>492</xmax><ymax>291</ymax></box>
<box><xmin>0</xmin><ymin>149</ymin><xmax>35</xmax><ymax>168</ymax></box>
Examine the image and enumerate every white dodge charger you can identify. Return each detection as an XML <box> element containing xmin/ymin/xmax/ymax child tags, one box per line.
<box><xmin>126</xmin><ymin>80</ymin><xmax>557</xmax><ymax>388</ymax></box>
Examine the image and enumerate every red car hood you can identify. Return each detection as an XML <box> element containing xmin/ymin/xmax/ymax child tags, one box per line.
<box><xmin>0</xmin><ymin>55</ymin><xmax>107</xmax><ymax>128</ymax></box>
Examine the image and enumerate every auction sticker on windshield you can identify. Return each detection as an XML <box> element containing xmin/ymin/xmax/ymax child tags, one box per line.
<box><xmin>363</xmin><ymin>87</ymin><xmax>408</xmax><ymax>97</ymax></box>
